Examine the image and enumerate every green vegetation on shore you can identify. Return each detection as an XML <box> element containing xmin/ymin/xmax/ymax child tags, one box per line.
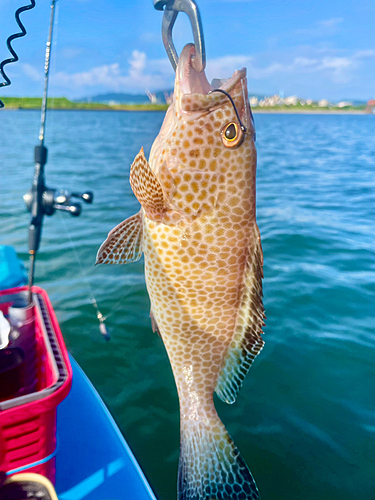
<box><xmin>0</xmin><ymin>96</ymin><xmax>168</xmax><ymax>111</ymax></box>
<box><xmin>254</xmin><ymin>103</ymin><xmax>366</xmax><ymax>112</ymax></box>
<box><xmin>0</xmin><ymin>96</ymin><xmax>367</xmax><ymax>113</ymax></box>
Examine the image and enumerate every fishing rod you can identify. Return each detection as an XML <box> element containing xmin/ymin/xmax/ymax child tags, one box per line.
<box><xmin>1</xmin><ymin>0</ymin><xmax>110</xmax><ymax>341</ymax></box>
<box><xmin>24</xmin><ymin>0</ymin><xmax>93</xmax><ymax>305</ymax></box>
<box><xmin>26</xmin><ymin>0</ymin><xmax>58</xmax><ymax>306</ymax></box>
<box><xmin>23</xmin><ymin>0</ymin><xmax>111</xmax><ymax>340</ymax></box>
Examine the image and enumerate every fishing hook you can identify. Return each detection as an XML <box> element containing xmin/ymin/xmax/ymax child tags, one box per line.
<box><xmin>153</xmin><ymin>0</ymin><xmax>206</xmax><ymax>73</ymax></box>
<box><xmin>208</xmin><ymin>88</ymin><xmax>247</xmax><ymax>132</ymax></box>
<box><xmin>0</xmin><ymin>0</ymin><xmax>36</xmax><ymax>109</ymax></box>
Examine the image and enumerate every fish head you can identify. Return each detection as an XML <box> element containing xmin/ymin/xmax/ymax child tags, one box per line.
<box><xmin>146</xmin><ymin>43</ymin><xmax>257</xmax><ymax>222</ymax></box>
<box><xmin>149</xmin><ymin>43</ymin><xmax>255</xmax><ymax>181</ymax></box>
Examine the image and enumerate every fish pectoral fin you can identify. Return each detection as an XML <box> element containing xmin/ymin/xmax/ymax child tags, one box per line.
<box><xmin>95</xmin><ymin>211</ymin><xmax>143</xmax><ymax>265</ymax></box>
<box><xmin>150</xmin><ymin>308</ymin><xmax>161</xmax><ymax>337</ymax></box>
<box><xmin>215</xmin><ymin>223</ymin><xmax>265</xmax><ymax>404</ymax></box>
<box><xmin>130</xmin><ymin>147</ymin><xmax>167</xmax><ymax>222</ymax></box>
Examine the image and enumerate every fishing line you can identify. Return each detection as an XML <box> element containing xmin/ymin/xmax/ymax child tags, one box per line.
<box><xmin>57</xmin><ymin>210</ymin><xmax>137</xmax><ymax>327</ymax></box>
<box><xmin>57</xmin><ymin>211</ymin><xmax>110</xmax><ymax>341</ymax></box>
<box><xmin>57</xmin><ymin>211</ymin><xmax>139</xmax><ymax>334</ymax></box>
<box><xmin>99</xmin><ymin>290</ymin><xmax>136</xmax><ymax>323</ymax></box>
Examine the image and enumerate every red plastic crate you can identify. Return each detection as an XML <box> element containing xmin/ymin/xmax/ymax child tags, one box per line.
<box><xmin>0</xmin><ymin>286</ymin><xmax>72</xmax><ymax>483</ymax></box>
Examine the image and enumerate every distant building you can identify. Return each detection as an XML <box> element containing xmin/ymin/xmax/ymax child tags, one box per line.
<box><xmin>258</xmin><ymin>95</ymin><xmax>282</xmax><ymax>107</ymax></box>
<box><xmin>318</xmin><ymin>99</ymin><xmax>330</xmax><ymax>107</ymax></box>
<box><xmin>284</xmin><ymin>95</ymin><xmax>298</xmax><ymax>106</ymax></box>
<box><xmin>365</xmin><ymin>99</ymin><xmax>375</xmax><ymax>113</ymax></box>
<box><xmin>337</xmin><ymin>101</ymin><xmax>352</xmax><ymax>108</ymax></box>
<box><xmin>247</xmin><ymin>94</ymin><xmax>355</xmax><ymax>109</ymax></box>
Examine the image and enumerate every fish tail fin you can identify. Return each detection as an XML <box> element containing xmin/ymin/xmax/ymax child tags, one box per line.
<box><xmin>178</xmin><ymin>413</ymin><xmax>260</xmax><ymax>500</ymax></box>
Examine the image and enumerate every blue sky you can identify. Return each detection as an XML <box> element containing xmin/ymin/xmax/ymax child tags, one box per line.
<box><xmin>0</xmin><ymin>0</ymin><xmax>374</xmax><ymax>101</ymax></box>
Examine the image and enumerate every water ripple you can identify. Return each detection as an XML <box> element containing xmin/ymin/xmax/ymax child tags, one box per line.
<box><xmin>1</xmin><ymin>110</ymin><xmax>374</xmax><ymax>500</ymax></box>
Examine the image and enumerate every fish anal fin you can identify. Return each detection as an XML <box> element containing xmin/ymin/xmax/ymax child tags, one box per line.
<box><xmin>96</xmin><ymin>211</ymin><xmax>143</xmax><ymax>265</ymax></box>
<box><xmin>215</xmin><ymin>224</ymin><xmax>265</xmax><ymax>404</ymax></box>
<box><xmin>130</xmin><ymin>148</ymin><xmax>166</xmax><ymax>222</ymax></box>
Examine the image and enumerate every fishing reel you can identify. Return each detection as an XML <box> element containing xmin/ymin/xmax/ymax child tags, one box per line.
<box><xmin>23</xmin><ymin>146</ymin><xmax>93</xmax><ymax>218</ymax></box>
<box><xmin>24</xmin><ymin>187</ymin><xmax>93</xmax><ymax>217</ymax></box>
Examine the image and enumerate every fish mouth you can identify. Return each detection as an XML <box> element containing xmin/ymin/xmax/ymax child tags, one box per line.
<box><xmin>177</xmin><ymin>43</ymin><xmax>246</xmax><ymax>110</ymax></box>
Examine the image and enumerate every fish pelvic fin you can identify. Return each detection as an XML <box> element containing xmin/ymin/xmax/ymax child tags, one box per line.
<box><xmin>150</xmin><ymin>308</ymin><xmax>161</xmax><ymax>337</ymax></box>
<box><xmin>215</xmin><ymin>223</ymin><xmax>265</xmax><ymax>404</ymax></box>
<box><xmin>130</xmin><ymin>147</ymin><xmax>167</xmax><ymax>222</ymax></box>
<box><xmin>95</xmin><ymin>211</ymin><xmax>143</xmax><ymax>265</ymax></box>
<box><xmin>179</xmin><ymin>413</ymin><xmax>260</xmax><ymax>500</ymax></box>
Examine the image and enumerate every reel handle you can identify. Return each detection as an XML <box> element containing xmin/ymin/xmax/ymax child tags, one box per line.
<box><xmin>71</xmin><ymin>191</ymin><xmax>94</xmax><ymax>204</ymax></box>
<box><xmin>53</xmin><ymin>202</ymin><xmax>81</xmax><ymax>217</ymax></box>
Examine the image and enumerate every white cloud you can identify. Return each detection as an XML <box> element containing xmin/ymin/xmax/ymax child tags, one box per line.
<box><xmin>296</xmin><ymin>17</ymin><xmax>344</xmax><ymax>37</ymax></box>
<box><xmin>21</xmin><ymin>64</ymin><xmax>43</xmax><ymax>82</ymax></box>
<box><xmin>320</xmin><ymin>57</ymin><xmax>352</xmax><ymax>70</ymax></box>
<box><xmin>238</xmin><ymin>47</ymin><xmax>374</xmax><ymax>85</ymax></box>
<box><xmin>60</xmin><ymin>47</ymin><xmax>82</xmax><ymax>60</ymax></box>
<box><xmin>205</xmin><ymin>55</ymin><xmax>252</xmax><ymax>81</ymax></box>
<box><xmin>354</xmin><ymin>50</ymin><xmax>375</xmax><ymax>59</ymax></box>
<box><xmin>201</xmin><ymin>51</ymin><xmax>360</xmax><ymax>84</ymax></box>
<box><xmin>318</xmin><ymin>18</ymin><xmax>343</xmax><ymax>30</ymax></box>
<box><xmin>53</xmin><ymin>63</ymin><xmax>122</xmax><ymax>88</ymax></box>
<box><xmin>293</xmin><ymin>57</ymin><xmax>319</xmax><ymax>67</ymax></box>
<box><xmin>319</xmin><ymin>57</ymin><xmax>354</xmax><ymax>82</ymax></box>
<box><xmin>51</xmin><ymin>51</ymin><xmax>174</xmax><ymax>92</ymax></box>
<box><xmin>129</xmin><ymin>50</ymin><xmax>146</xmax><ymax>78</ymax></box>
<box><xmin>44</xmin><ymin>46</ymin><xmax>375</xmax><ymax>98</ymax></box>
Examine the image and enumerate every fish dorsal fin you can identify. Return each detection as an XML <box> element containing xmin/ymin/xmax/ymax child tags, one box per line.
<box><xmin>130</xmin><ymin>147</ymin><xmax>166</xmax><ymax>221</ymax></box>
<box><xmin>215</xmin><ymin>224</ymin><xmax>265</xmax><ymax>404</ymax></box>
<box><xmin>96</xmin><ymin>211</ymin><xmax>143</xmax><ymax>264</ymax></box>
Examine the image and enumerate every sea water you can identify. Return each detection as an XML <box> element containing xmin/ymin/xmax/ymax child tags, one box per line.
<box><xmin>0</xmin><ymin>109</ymin><xmax>374</xmax><ymax>500</ymax></box>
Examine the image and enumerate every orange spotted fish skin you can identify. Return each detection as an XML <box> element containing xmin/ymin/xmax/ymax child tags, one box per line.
<box><xmin>97</xmin><ymin>43</ymin><xmax>265</xmax><ymax>500</ymax></box>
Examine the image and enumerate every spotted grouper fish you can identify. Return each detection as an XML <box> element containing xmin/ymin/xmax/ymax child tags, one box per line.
<box><xmin>96</xmin><ymin>43</ymin><xmax>265</xmax><ymax>500</ymax></box>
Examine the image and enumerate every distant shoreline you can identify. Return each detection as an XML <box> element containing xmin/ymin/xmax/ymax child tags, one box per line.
<box><xmin>1</xmin><ymin>108</ymin><xmax>368</xmax><ymax>115</ymax></box>
<box><xmin>253</xmin><ymin>108</ymin><xmax>366</xmax><ymax>115</ymax></box>
<box><xmin>0</xmin><ymin>97</ymin><xmax>369</xmax><ymax>115</ymax></box>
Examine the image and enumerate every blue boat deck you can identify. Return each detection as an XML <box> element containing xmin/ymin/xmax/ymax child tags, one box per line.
<box><xmin>56</xmin><ymin>356</ymin><xmax>157</xmax><ymax>500</ymax></box>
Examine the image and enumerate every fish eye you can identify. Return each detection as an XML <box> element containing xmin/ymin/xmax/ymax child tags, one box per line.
<box><xmin>221</xmin><ymin>122</ymin><xmax>244</xmax><ymax>148</ymax></box>
<box><xmin>225</xmin><ymin>123</ymin><xmax>237</xmax><ymax>140</ymax></box>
